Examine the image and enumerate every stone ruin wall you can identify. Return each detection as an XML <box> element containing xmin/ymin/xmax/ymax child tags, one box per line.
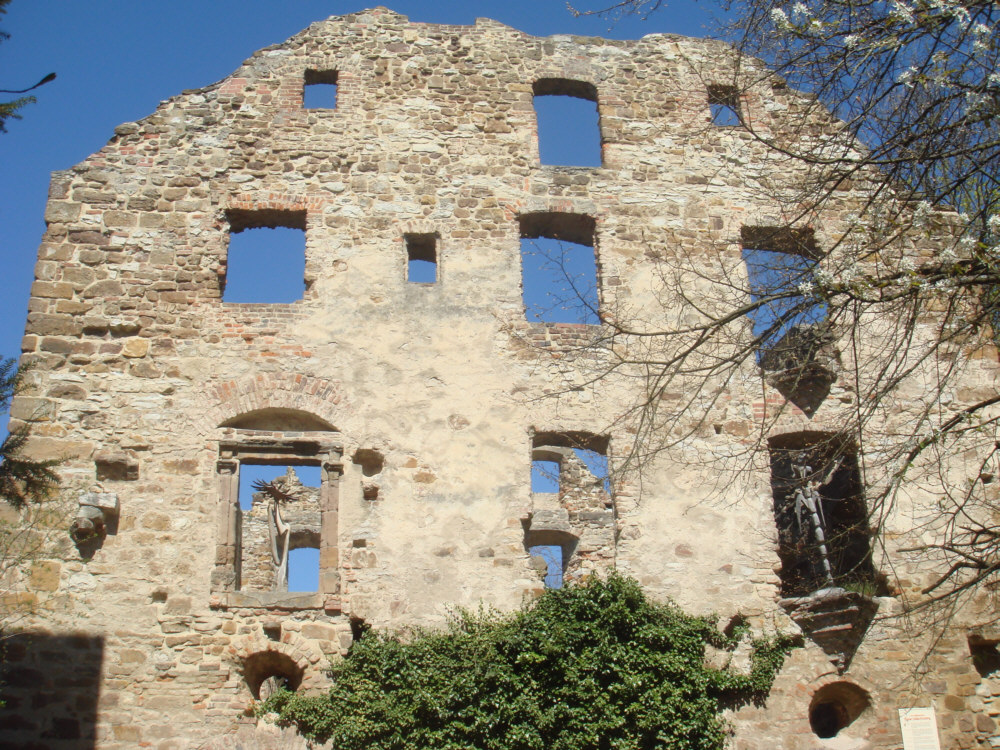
<box><xmin>2</xmin><ymin>7</ymin><xmax>1000</xmax><ymax>749</ymax></box>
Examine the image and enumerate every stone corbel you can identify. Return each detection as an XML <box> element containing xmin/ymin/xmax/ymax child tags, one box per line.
<box><xmin>70</xmin><ymin>491</ymin><xmax>120</xmax><ymax>554</ymax></box>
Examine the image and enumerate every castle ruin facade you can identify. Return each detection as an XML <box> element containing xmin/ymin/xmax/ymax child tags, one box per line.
<box><xmin>3</xmin><ymin>8</ymin><xmax>1000</xmax><ymax>749</ymax></box>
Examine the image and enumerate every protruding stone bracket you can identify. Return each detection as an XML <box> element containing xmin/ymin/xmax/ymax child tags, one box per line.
<box><xmin>779</xmin><ymin>587</ymin><xmax>877</xmax><ymax>673</ymax></box>
<box><xmin>761</xmin><ymin>324</ymin><xmax>840</xmax><ymax>418</ymax></box>
<box><xmin>71</xmin><ymin>491</ymin><xmax>120</xmax><ymax>557</ymax></box>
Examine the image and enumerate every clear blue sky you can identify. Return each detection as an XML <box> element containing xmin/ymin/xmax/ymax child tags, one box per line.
<box><xmin>0</xmin><ymin>0</ymin><xmax>716</xmax><ymax>363</ymax></box>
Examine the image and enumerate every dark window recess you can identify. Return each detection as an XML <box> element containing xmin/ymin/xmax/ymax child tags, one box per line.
<box><xmin>533</xmin><ymin>78</ymin><xmax>601</xmax><ymax>167</ymax></box>
<box><xmin>520</xmin><ymin>212</ymin><xmax>599</xmax><ymax>324</ymax></box>
<box><xmin>708</xmin><ymin>85</ymin><xmax>741</xmax><ymax>126</ymax></box>
<box><xmin>741</xmin><ymin>226</ymin><xmax>826</xmax><ymax>363</ymax></box>
<box><xmin>768</xmin><ymin>436</ymin><xmax>881</xmax><ymax>597</ymax></box>
<box><xmin>406</xmin><ymin>233</ymin><xmax>437</xmax><ymax>283</ymax></box>
<box><xmin>223</xmin><ymin>209</ymin><xmax>307</xmax><ymax>304</ymax></box>
<box><xmin>304</xmin><ymin>69</ymin><xmax>338</xmax><ymax>109</ymax></box>
<box><xmin>808</xmin><ymin>682</ymin><xmax>871</xmax><ymax>739</ymax></box>
<box><xmin>971</xmin><ymin>638</ymin><xmax>1000</xmax><ymax>678</ymax></box>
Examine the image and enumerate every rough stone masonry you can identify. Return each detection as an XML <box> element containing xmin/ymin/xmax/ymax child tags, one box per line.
<box><xmin>2</xmin><ymin>7</ymin><xmax>1000</xmax><ymax>749</ymax></box>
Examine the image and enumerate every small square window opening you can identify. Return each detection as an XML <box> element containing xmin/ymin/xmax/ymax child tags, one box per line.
<box><xmin>406</xmin><ymin>233</ymin><xmax>437</xmax><ymax>283</ymax></box>
<box><xmin>708</xmin><ymin>86</ymin><xmax>741</xmax><ymax>126</ymax></box>
<box><xmin>304</xmin><ymin>69</ymin><xmax>338</xmax><ymax>109</ymax></box>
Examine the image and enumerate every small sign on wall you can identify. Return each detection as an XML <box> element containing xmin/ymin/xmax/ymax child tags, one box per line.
<box><xmin>898</xmin><ymin>707</ymin><xmax>942</xmax><ymax>750</ymax></box>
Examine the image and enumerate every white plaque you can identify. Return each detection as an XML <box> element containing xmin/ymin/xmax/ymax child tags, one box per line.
<box><xmin>899</xmin><ymin>707</ymin><xmax>942</xmax><ymax>750</ymax></box>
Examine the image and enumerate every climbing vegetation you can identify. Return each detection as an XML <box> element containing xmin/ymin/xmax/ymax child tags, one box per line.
<box><xmin>259</xmin><ymin>574</ymin><xmax>797</xmax><ymax>749</ymax></box>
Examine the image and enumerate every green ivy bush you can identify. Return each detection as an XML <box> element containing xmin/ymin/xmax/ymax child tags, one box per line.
<box><xmin>259</xmin><ymin>574</ymin><xmax>796</xmax><ymax>749</ymax></box>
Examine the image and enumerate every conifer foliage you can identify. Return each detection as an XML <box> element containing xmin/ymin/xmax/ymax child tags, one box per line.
<box><xmin>0</xmin><ymin>359</ymin><xmax>58</xmax><ymax>509</ymax></box>
<box><xmin>260</xmin><ymin>574</ymin><xmax>796</xmax><ymax>749</ymax></box>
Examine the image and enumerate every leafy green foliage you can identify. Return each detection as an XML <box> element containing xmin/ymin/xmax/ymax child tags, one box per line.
<box><xmin>260</xmin><ymin>574</ymin><xmax>796</xmax><ymax>749</ymax></box>
<box><xmin>0</xmin><ymin>358</ymin><xmax>59</xmax><ymax>509</ymax></box>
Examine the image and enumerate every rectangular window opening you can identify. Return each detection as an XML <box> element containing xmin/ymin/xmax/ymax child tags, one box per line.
<box><xmin>406</xmin><ymin>233</ymin><xmax>437</xmax><ymax>283</ymax></box>
<box><xmin>708</xmin><ymin>85</ymin><xmax>741</xmax><ymax>126</ymax></box>
<box><xmin>741</xmin><ymin>226</ymin><xmax>826</xmax><ymax>364</ymax></box>
<box><xmin>531</xmin><ymin>459</ymin><xmax>561</xmax><ymax>493</ymax></box>
<box><xmin>529</xmin><ymin>544</ymin><xmax>564</xmax><ymax>589</ymax></box>
<box><xmin>769</xmin><ymin>437</ymin><xmax>883</xmax><ymax>597</ymax></box>
<box><xmin>520</xmin><ymin>212</ymin><xmax>599</xmax><ymax>324</ymax></box>
<box><xmin>238</xmin><ymin>463</ymin><xmax>321</xmax><ymax>593</ymax></box>
<box><xmin>533</xmin><ymin>78</ymin><xmax>601</xmax><ymax>167</ymax></box>
<box><xmin>287</xmin><ymin>547</ymin><xmax>320</xmax><ymax>593</ymax></box>
<box><xmin>532</xmin><ymin>432</ymin><xmax>610</xmax><ymax>496</ymax></box>
<box><xmin>304</xmin><ymin>69</ymin><xmax>338</xmax><ymax>109</ymax></box>
<box><xmin>223</xmin><ymin>209</ymin><xmax>307</xmax><ymax>304</ymax></box>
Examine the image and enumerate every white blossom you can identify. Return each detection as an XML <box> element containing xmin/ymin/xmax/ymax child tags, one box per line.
<box><xmin>988</xmin><ymin>214</ymin><xmax>1000</xmax><ymax>233</ymax></box>
<box><xmin>791</xmin><ymin>2</ymin><xmax>811</xmax><ymax>19</ymax></box>
<box><xmin>899</xmin><ymin>257</ymin><xmax>916</xmax><ymax>273</ymax></box>
<box><xmin>770</xmin><ymin>8</ymin><xmax>792</xmax><ymax>30</ymax></box>
<box><xmin>889</xmin><ymin>1</ymin><xmax>915</xmax><ymax>24</ymax></box>
<box><xmin>814</xmin><ymin>268</ymin><xmax>834</xmax><ymax>284</ymax></box>
<box><xmin>797</xmin><ymin>281</ymin><xmax>815</xmax><ymax>295</ymax></box>
<box><xmin>843</xmin><ymin>34</ymin><xmax>861</xmax><ymax>49</ymax></box>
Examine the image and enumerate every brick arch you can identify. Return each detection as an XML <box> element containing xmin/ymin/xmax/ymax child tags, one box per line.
<box><xmin>199</xmin><ymin>373</ymin><xmax>348</xmax><ymax>432</ymax></box>
<box><xmin>229</xmin><ymin>637</ymin><xmax>329</xmax><ymax>696</ymax></box>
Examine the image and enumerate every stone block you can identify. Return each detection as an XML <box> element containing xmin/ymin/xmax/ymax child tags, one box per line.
<box><xmin>30</xmin><ymin>561</ymin><xmax>61</xmax><ymax>592</ymax></box>
<box><xmin>44</xmin><ymin>201</ymin><xmax>81</xmax><ymax>223</ymax></box>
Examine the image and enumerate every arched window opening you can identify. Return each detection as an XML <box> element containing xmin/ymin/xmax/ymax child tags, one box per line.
<box><xmin>243</xmin><ymin>651</ymin><xmax>304</xmax><ymax>700</ymax></box>
<box><xmin>808</xmin><ymin>682</ymin><xmax>870</xmax><ymax>738</ymax></box>
<box><xmin>532</xmin><ymin>78</ymin><xmax>601</xmax><ymax>166</ymax></box>
<box><xmin>519</xmin><ymin>212</ymin><xmax>600</xmax><ymax>324</ymax></box>
<box><xmin>223</xmin><ymin>209</ymin><xmax>308</xmax><ymax>304</ymax></box>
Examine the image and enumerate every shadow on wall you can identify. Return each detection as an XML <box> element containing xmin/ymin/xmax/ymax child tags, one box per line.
<box><xmin>0</xmin><ymin>632</ymin><xmax>104</xmax><ymax>750</ymax></box>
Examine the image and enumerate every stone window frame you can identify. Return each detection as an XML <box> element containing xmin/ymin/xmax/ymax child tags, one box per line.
<box><xmin>211</xmin><ymin>430</ymin><xmax>343</xmax><ymax>613</ymax></box>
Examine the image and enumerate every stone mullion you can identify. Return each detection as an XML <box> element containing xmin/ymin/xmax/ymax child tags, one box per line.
<box><xmin>213</xmin><ymin>458</ymin><xmax>241</xmax><ymax>592</ymax></box>
<box><xmin>320</xmin><ymin>456</ymin><xmax>344</xmax><ymax>605</ymax></box>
